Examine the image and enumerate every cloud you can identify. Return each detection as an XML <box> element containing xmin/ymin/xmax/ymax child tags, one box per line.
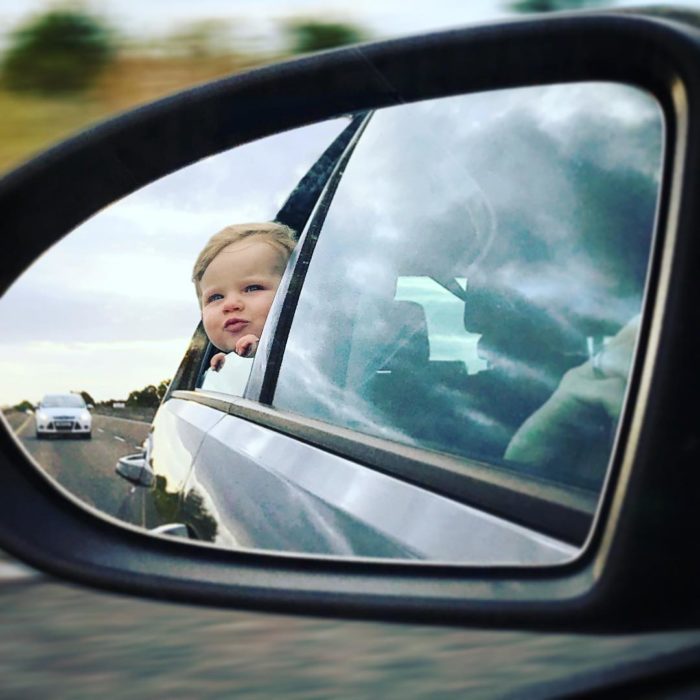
<box><xmin>0</xmin><ymin>117</ymin><xmax>349</xmax><ymax>404</ymax></box>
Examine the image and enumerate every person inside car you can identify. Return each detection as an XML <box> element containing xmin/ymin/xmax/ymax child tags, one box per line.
<box><xmin>192</xmin><ymin>222</ymin><xmax>296</xmax><ymax>371</ymax></box>
<box><xmin>505</xmin><ymin>314</ymin><xmax>639</xmax><ymax>489</ymax></box>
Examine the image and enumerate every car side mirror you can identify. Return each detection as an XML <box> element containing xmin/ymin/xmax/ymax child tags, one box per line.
<box><xmin>1</xmin><ymin>10</ymin><xmax>700</xmax><ymax>632</ymax></box>
<box><xmin>115</xmin><ymin>453</ymin><xmax>154</xmax><ymax>488</ymax></box>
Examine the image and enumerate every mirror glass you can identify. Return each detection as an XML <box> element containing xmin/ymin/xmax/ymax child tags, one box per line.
<box><xmin>0</xmin><ymin>116</ymin><xmax>350</xmax><ymax>517</ymax></box>
<box><xmin>1</xmin><ymin>81</ymin><xmax>663</xmax><ymax>564</ymax></box>
<box><xmin>275</xmin><ymin>82</ymin><xmax>662</xmax><ymax>496</ymax></box>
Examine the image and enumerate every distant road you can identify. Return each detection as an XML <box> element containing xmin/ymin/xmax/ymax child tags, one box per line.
<box><xmin>10</xmin><ymin>413</ymin><xmax>150</xmax><ymax>523</ymax></box>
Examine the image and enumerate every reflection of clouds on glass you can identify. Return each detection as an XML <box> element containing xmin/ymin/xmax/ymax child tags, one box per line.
<box><xmin>345</xmin><ymin>257</ymin><xmax>397</xmax><ymax>293</ymax></box>
<box><xmin>432</xmin><ymin>84</ymin><xmax>660</xmax><ymax>327</ymax></box>
<box><xmin>488</xmin><ymin>350</ymin><xmax>557</xmax><ymax>387</ymax></box>
<box><xmin>532</xmin><ymin>83</ymin><xmax>655</xmax><ymax>125</ymax></box>
<box><xmin>436</xmin><ymin>384</ymin><xmax>510</xmax><ymax>436</ymax></box>
<box><xmin>488</xmin><ymin>255</ymin><xmax>643</xmax><ymax>329</ymax></box>
<box><xmin>531</xmin><ymin>83</ymin><xmax>662</xmax><ymax>180</ymax></box>
<box><xmin>276</xmin><ymin>82</ymin><xmax>662</xmax><ymax>470</ymax></box>
<box><xmin>344</xmin><ymin>101</ymin><xmax>497</xmax><ymax>274</ymax></box>
<box><xmin>276</xmin><ymin>344</ymin><xmax>416</xmax><ymax>446</ymax></box>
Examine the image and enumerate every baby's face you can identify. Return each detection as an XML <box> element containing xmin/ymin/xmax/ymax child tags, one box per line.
<box><xmin>200</xmin><ymin>239</ymin><xmax>285</xmax><ymax>353</ymax></box>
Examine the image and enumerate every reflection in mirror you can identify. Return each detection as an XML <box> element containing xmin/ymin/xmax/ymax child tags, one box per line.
<box><xmin>274</xmin><ymin>82</ymin><xmax>663</xmax><ymax>551</ymax></box>
<box><xmin>0</xmin><ymin>116</ymin><xmax>349</xmax><ymax>524</ymax></box>
<box><xmin>1</xmin><ymin>82</ymin><xmax>663</xmax><ymax>565</ymax></box>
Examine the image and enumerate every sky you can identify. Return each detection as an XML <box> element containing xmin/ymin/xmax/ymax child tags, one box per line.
<box><xmin>0</xmin><ymin>0</ymin><xmax>689</xmax><ymax>406</ymax></box>
<box><xmin>0</xmin><ymin>118</ymin><xmax>349</xmax><ymax>404</ymax></box>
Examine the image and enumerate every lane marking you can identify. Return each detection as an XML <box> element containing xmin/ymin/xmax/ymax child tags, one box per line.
<box><xmin>8</xmin><ymin>415</ymin><xmax>33</xmax><ymax>436</ymax></box>
<box><xmin>114</xmin><ymin>436</ymin><xmax>126</xmax><ymax>443</ymax></box>
<box><xmin>98</xmin><ymin>428</ymin><xmax>105</xmax><ymax>433</ymax></box>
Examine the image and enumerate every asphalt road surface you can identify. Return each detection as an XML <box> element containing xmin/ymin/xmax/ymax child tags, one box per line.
<box><xmin>7</xmin><ymin>411</ymin><xmax>150</xmax><ymax>523</ymax></box>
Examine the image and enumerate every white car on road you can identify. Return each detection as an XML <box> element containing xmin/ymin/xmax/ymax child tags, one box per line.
<box><xmin>35</xmin><ymin>394</ymin><xmax>92</xmax><ymax>439</ymax></box>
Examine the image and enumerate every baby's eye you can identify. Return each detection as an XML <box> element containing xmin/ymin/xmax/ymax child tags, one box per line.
<box><xmin>205</xmin><ymin>293</ymin><xmax>223</xmax><ymax>304</ymax></box>
<box><xmin>244</xmin><ymin>284</ymin><xmax>265</xmax><ymax>293</ymax></box>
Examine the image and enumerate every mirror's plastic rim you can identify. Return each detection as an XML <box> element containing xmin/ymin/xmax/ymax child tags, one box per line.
<box><xmin>1</xmin><ymin>10</ymin><xmax>700</xmax><ymax>631</ymax></box>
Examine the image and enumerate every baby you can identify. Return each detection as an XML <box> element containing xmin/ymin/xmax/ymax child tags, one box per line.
<box><xmin>192</xmin><ymin>222</ymin><xmax>296</xmax><ymax>371</ymax></box>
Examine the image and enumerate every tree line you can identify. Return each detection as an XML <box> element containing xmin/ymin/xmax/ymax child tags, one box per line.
<box><xmin>12</xmin><ymin>379</ymin><xmax>171</xmax><ymax>413</ymax></box>
<box><xmin>0</xmin><ymin>9</ymin><xmax>370</xmax><ymax>97</ymax></box>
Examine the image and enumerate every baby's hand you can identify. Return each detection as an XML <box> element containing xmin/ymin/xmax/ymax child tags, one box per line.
<box><xmin>210</xmin><ymin>352</ymin><xmax>227</xmax><ymax>372</ymax></box>
<box><xmin>235</xmin><ymin>334</ymin><xmax>260</xmax><ymax>358</ymax></box>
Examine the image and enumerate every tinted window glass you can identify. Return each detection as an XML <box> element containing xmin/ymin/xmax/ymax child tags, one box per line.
<box><xmin>274</xmin><ymin>84</ymin><xmax>663</xmax><ymax>493</ymax></box>
<box><xmin>41</xmin><ymin>394</ymin><xmax>86</xmax><ymax>409</ymax></box>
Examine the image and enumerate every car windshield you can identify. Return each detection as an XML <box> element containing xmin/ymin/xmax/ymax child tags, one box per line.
<box><xmin>41</xmin><ymin>395</ymin><xmax>86</xmax><ymax>409</ymax></box>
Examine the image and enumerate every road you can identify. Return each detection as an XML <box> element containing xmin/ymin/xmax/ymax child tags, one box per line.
<box><xmin>7</xmin><ymin>411</ymin><xmax>150</xmax><ymax>523</ymax></box>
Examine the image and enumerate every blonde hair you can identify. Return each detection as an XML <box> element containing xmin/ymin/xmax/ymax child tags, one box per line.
<box><xmin>192</xmin><ymin>222</ymin><xmax>296</xmax><ymax>302</ymax></box>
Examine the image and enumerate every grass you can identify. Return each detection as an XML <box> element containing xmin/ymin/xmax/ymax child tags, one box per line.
<box><xmin>0</xmin><ymin>52</ymin><xmax>276</xmax><ymax>175</ymax></box>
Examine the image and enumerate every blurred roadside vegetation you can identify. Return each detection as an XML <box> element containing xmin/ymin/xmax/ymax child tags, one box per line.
<box><xmin>0</xmin><ymin>7</ymin><xmax>368</xmax><ymax>175</ymax></box>
<box><xmin>3</xmin><ymin>2</ymin><xmax>696</xmax><ymax>176</ymax></box>
<box><xmin>284</xmin><ymin>18</ymin><xmax>366</xmax><ymax>52</ymax></box>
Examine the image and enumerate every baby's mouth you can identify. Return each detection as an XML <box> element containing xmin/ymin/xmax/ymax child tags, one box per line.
<box><xmin>224</xmin><ymin>318</ymin><xmax>248</xmax><ymax>333</ymax></box>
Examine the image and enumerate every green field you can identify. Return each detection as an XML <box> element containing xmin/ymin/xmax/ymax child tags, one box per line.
<box><xmin>0</xmin><ymin>53</ymin><xmax>271</xmax><ymax>175</ymax></box>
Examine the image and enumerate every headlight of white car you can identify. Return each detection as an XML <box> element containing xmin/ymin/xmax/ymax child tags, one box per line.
<box><xmin>79</xmin><ymin>411</ymin><xmax>91</xmax><ymax>423</ymax></box>
<box><xmin>36</xmin><ymin>412</ymin><xmax>49</xmax><ymax>423</ymax></box>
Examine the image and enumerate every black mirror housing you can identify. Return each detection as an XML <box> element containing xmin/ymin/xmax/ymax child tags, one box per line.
<box><xmin>1</xmin><ymin>9</ymin><xmax>700</xmax><ymax>632</ymax></box>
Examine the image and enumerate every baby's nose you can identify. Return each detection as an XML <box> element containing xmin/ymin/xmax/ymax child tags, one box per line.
<box><xmin>223</xmin><ymin>294</ymin><xmax>243</xmax><ymax>310</ymax></box>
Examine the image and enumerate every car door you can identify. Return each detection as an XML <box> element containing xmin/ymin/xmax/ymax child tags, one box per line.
<box><xmin>152</xmin><ymin>81</ymin><xmax>660</xmax><ymax>563</ymax></box>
